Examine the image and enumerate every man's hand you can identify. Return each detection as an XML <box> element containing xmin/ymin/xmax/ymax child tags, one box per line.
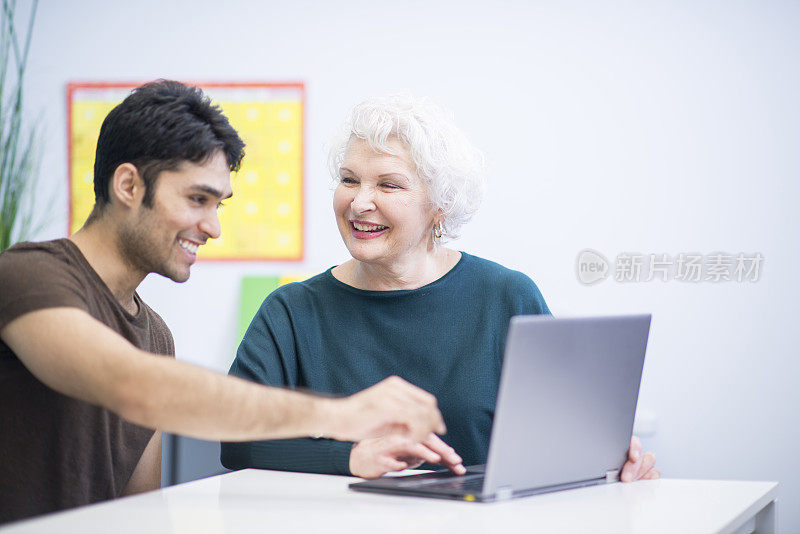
<box><xmin>621</xmin><ymin>435</ymin><xmax>660</xmax><ymax>482</ymax></box>
<box><xmin>350</xmin><ymin>433</ymin><xmax>466</xmax><ymax>479</ymax></box>
<box><xmin>321</xmin><ymin>376</ymin><xmax>446</xmax><ymax>443</ymax></box>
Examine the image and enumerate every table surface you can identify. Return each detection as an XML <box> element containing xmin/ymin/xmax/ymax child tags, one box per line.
<box><xmin>2</xmin><ymin>470</ymin><xmax>778</xmax><ymax>534</ymax></box>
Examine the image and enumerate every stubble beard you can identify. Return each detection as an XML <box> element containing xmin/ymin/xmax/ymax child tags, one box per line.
<box><xmin>116</xmin><ymin>214</ymin><xmax>189</xmax><ymax>284</ymax></box>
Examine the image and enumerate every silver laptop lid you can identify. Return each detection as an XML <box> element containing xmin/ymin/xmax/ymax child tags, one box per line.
<box><xmin>483</xmin><ymin>314</ymin><xmax>651</xmax><ymax>496</ymax></box>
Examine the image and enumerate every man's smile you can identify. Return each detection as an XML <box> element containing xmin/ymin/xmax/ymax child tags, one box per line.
<box><xmin>177</xmin><ymin>237</ymin><xmax>201</xmax><ymax>255</ymax></box>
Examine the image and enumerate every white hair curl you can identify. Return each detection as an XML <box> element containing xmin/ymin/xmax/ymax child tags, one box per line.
<box><xmin>328</xmin><ymin>94</ymin><xmax>486</xmax><ymax>241</ymax></box>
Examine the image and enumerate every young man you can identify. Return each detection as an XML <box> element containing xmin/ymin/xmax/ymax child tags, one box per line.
<box><xmin>0</xmin><ymin>80</ymin><xmax>446</xmax><ymax>525</ymax></box>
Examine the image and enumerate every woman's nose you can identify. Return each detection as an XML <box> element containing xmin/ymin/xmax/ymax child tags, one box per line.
<box><xmin>351</xmin><ymin>186</ymin><xmax>375</xmax><ymax>213</ymax></box>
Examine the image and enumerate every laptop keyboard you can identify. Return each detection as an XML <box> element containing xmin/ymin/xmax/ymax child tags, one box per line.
<box><xmin>398</xmin><ymin>474</ymin><xmax>484</xmax><ymax>492</ymax></box>
<box><xmin>424</xmin><ymin>475</ymin><xmax>484</xmax><ymax>492</ymax></box>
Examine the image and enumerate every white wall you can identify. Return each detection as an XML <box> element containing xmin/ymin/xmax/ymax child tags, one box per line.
<box><xmin>20</xmin><ymin>0</ymin><xmax>800</xmax><ymax>529</ymax></box>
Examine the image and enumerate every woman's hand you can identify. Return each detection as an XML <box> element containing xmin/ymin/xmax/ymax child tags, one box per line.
<box><xmin>349</xmin><ymin>433</ymin><xmax>466</xmax><ymax>479</ymax></box>
<box><xmin>621</xmin><ymin>435</ymin><xmax>660</xmax><ymax>482</ymax></box>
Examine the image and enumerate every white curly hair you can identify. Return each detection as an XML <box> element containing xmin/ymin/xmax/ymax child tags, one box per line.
<box><xmin>328</xmin><ymin>94</ymin><xmax>486</xmax><ymax>241</ymax></box>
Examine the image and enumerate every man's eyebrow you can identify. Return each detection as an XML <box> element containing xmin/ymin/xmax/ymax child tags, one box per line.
<box><xmin>188</xmin><ymin>185</ymin><xmax>233</xmax><ymax>200</ymax></box>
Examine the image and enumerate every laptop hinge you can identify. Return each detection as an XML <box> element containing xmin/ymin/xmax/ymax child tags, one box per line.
<box><xmin>495</xmin><ymin>486</ymin><xmax>514</xmax><ymax>501</ymax></box>
<box><xmin>605</xmin><ymin>469</ymin><xmax>620</xmax><ymax>483</ymax></box>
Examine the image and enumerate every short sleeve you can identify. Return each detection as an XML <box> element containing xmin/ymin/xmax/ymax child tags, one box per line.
<box><xmin>0</xmin><ymin>245</ymin><xmax>88</xmax><ymax>331</ymax></box>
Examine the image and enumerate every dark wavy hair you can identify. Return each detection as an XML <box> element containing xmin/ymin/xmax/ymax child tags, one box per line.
<box><xmin>90</xmin><ymin>80</ymin><xmax>245</xmax><ymax>217</ymax></box>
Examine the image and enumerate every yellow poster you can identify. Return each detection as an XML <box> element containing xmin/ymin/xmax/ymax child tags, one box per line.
<box><xmin>68</xmin><ymin>83</ymin><xmax>304</xmax><ymax>261</ymax></box>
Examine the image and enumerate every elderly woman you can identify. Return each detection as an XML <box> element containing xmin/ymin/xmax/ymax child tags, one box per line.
<box><xmin>221</xmin><ymin>95</ymin><xmax>658</xmax><ymax>482</ymax></box>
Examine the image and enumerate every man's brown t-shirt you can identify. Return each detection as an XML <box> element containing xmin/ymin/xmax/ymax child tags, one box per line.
<box><xmin>0</xmin><ymin>239</ymin><xmax>175</xmax><ymax>524</ymax></box>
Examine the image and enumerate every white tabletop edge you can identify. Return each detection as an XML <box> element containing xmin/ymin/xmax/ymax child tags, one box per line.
<box><xmin>715</xmin><ymin>481</ymin><xmax>778</xmax><ymax>534</ymax></box>
<box><xmin>0</xmin><ymin>473</ymin><xmax>780</xmax><ymax>534</ymax></box>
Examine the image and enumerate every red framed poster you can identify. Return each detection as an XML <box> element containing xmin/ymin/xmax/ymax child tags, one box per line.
<box><xmin>67</xmin><ymin>81</ymin><xmax>305</xmax><ymax>261</ymax></box>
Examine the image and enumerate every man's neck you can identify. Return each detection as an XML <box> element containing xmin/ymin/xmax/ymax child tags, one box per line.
<box><xmin>69</xmin><ymin>221</ymin><xmax>145</xmax><ymax>314</ymax></box>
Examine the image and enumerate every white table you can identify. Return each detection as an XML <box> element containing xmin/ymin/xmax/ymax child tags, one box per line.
<box><xmin>2</xmin><ymin>470</ymin><xmax>777</xmax><ymax>534</ymax></box>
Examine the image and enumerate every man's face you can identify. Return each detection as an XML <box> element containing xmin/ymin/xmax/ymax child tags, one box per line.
<box><xmin>117</xmin><ymin>151</ymin><xmax>232</xmax><ymax>283</ymax></box>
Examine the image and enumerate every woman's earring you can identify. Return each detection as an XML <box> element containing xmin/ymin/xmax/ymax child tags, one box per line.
<box><xmin>433</xmin><ymin>222</ymin><xmax>444</xmax><ymax>240</ymax></box>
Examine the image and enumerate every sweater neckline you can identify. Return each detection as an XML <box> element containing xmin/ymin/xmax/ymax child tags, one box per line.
<box><xmin>324</xmin><ymin>252</ymin><xmax>470</xmax><ymax>296</ymax></box>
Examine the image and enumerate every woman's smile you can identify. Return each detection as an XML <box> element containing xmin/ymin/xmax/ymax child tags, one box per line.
<box><xmin>350</xmin><ymin>220</ymin><xmax>389</xmax><ymax>239</ymax></box>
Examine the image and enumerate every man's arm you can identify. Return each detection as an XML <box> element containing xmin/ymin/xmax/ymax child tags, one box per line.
<box><xmin>0</xmin><ymin>307</ymin><xmax>446</xmax><ymax>442</ymax></box>
<box><xmin>123</xmin><ymin>431</ymin><xmax>162</xmax><ymax>496</ymax></box>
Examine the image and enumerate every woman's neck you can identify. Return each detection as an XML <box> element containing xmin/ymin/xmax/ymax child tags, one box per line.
<box><xmin>334</xmin><ymin>247</ymin><xmax>461</xmax><ymax>291</ymax></box>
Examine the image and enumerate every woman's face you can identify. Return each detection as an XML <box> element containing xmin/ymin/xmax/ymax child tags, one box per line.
<box><xmin>333</xmin><ymin>136</ymin><xmax>437</xmax><ymax>267</ymax></box>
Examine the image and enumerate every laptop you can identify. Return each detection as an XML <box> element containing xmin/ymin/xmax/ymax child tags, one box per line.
<box><xmin>349</xmin><ymin>314</ymin><xmax>651</xmax><ymax>502</ymax></box>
